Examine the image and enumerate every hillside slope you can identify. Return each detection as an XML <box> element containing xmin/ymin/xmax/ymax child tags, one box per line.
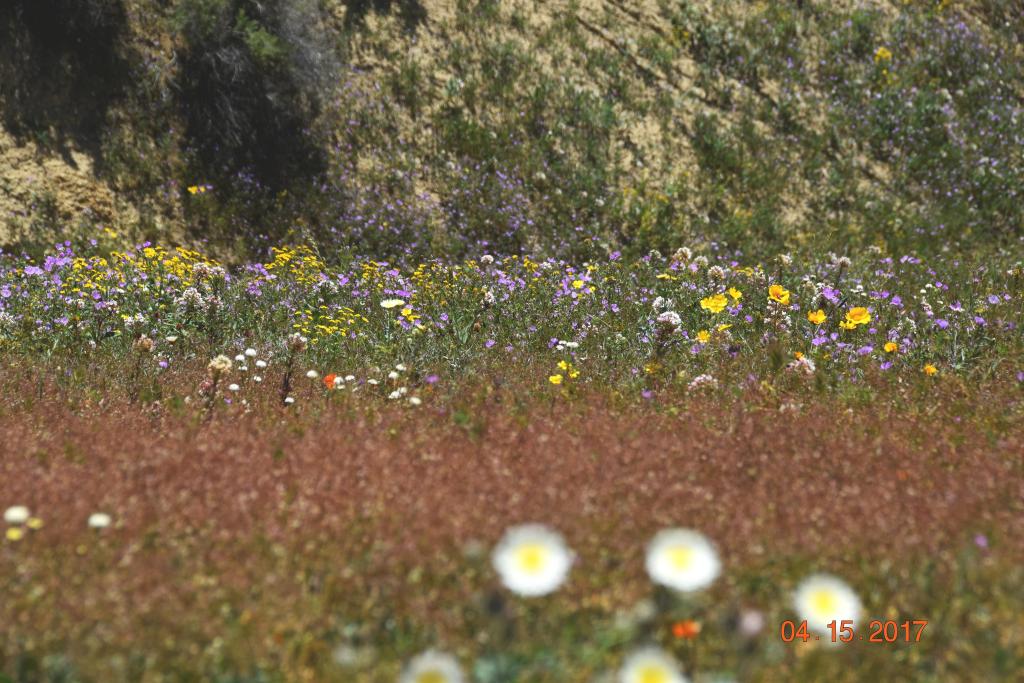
<box><xmin>1</xmin><ymin>0</ymin><xmax>1022</xmax><ymax>259</ymax></box>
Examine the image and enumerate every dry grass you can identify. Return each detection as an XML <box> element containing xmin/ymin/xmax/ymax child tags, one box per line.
<box><xmin>2</xmin><ymin>370</ymin><xmax>1022</xmax><ymax>679</ymax></box>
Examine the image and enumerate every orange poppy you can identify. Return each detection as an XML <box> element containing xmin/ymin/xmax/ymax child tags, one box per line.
<box><xmin>672</xmin><ymin>619</ymin><xmax>702</xmax><ymax>639</ymax></box>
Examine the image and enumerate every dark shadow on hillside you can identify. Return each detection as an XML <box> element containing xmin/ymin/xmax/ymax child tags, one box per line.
<box><xmin>0</xmin><ymin>0</ymin><xmax>130</xmax><ymax>161</ymax></box>
<box><xmin>342</xmin><ymin>0</ymin><xmax>427</xmax><ymax>33</ymax></box>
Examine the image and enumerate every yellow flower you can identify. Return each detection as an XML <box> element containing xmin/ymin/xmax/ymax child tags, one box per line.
<box><xmin>768</xmin><ymin>284</ymin><xmax>790</xmax><ymax>306</ymax></box>
<box><xmin>572</xmin><ymin>279</ymin><xmax>584</xmax><ymax>289</ymax></box>
<box><xmin>716</xmin><ymin>323</ymin><xmax>732</xmax><ymax>332</ymax></box>
<box><xmin>26</xmin><ymin>517</ymin><xmax>43</xmax><ymax>530</ymax></box>
<box><xmin>884</xmin><ymin>342</ymin><xmax>899</xmax><ymax>353</ymax></box>
<box><xmin>844</xmin><ymin>307</ymin><xmax>871</xmax><ymax>327</ymax></box>
<box><xmin>874</xmin><ymin>46</ymin><xmax>893</xmax><ymax>64</ymax></box>
<box><xmin>728</xmin><ymin>287</ymin><xmax>743</xmax><ymax>301</ymax></box>
<box><xmin>700</xmin><ymin>293</ymin><xmax>728</xmax><ymax>314</ymax></box>
<box><xmin>696</xmin><ymin>330</ymin><xmax>711</xmax><ymax>344</ymax></box>
<box><xmin>6</xmin><ymin>528</ymin><xmax>24</xmax><ymax>542</ymax></box>
<box><xmin>548</xmin><ymin>374</ymin><xmax>563</xmax><ymax>385</ymax></box>
<box><xmin>807</xmin><ymin>309</ymin><xmax>826</xmax><ymax>325</ymax></box>
<box><xmin>923</xmin><ymin>364</ymin><xmax>938</xmax><ymax>376</ymax></box>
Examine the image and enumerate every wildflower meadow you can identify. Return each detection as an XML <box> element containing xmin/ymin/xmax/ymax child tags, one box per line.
<box><xmin>2</xmin><ymin>1</ymin><xmax>1024</xmax><ymax>682</ymax></box>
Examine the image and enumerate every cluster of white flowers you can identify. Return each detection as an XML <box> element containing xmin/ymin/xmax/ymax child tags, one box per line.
<box><xmin>174</xmin><ymin>287</ymin><xmax>209</xmax><ymax>313</ymax></box>
<box><xmin>655</xmin><ymin>310</ymin><xmax>682</xmax><ymax>332</ymax></box>
<box><xmin>687</xmin><ymin>374</ymin><xmax>718</xmax><ymax>392</ymax></box>
<box><xmin>652</xmin><ymin>296</ymin><xmax>675</xmax><ymax>312</ymax></box>
<box><xmin>207</xmin><ymin>355</ymin><xmax>232</xmax><ymax>376</ymax></box>
<box><xmin>552</xmin><ymin>339</ymin><xmax>580</xmax><ymax>352</ymax></box>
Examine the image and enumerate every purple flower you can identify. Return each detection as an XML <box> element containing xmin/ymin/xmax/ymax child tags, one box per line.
<box><xmin>857</xmin><ymin>345</ymin><xmax>874</xmax><ymax>355</ymax></box>
<box><xmin>936</xmin><ymin>319</ymin><xmax>949</xmax><ymax>330</ymax></box>
<box><xmin>974</xmin><ymin>534</ymin><xmax>989</xmax><ymax>550</ymax></box>
<box><xmin>822</xmin><ymin>287</ymin><xmax>841</xmax><ymax>305</ymax></box>
<box><xmin>641</xmin><ymin>389</ymin><xmax>653</xmax><ymax>399</ymax></box>
<box><xmin>485</xmin><ymin>339</ymin><xmax>496</xmax><ymax>348</ymax></box>
<box><xmin>425</xmin><ymin>374</ymin><xmax>440</xmax><ymax>384</ymax></box>
<box><xmin>987</xmin><ymin>294</ymin><xmax>1000</xmax><ymax>305</ymax></box>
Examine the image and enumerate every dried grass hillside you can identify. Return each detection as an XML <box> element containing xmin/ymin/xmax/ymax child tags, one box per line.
<box><xmin>1</xmin><ymin>0</ymin><xmax>1021</xmax><ymax>259</ymax></box>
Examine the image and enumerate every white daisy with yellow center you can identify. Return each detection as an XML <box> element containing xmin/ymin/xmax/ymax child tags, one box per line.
<box><xmin>492</xmin><ymin>524</ymin><xmax>573</xmax><ymax>597</ymax></box>
<box><xmin>645</xmin><ymin>529</ymin><xmax>721</xmax><ymax>592</ymax></box>
<box><xmin>399</xmin><ymin>649</ymin><xmax>464</xmax><ymax>683</ymax></box>
<box><xmin>618</xmin><ymin>647</ymin><xmax>689</xmax><ymax>683</ymax></box>
<box><xmin>793</xmin><ymin>573</ymin><xmax>862</xmax><ymax>635</ymax></box>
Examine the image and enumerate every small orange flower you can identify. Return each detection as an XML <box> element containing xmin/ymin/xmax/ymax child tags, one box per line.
<box><xmin>323</xmin><ymin>373</ymin><xmax>337</xmax><ymax>389</ymax></box>
<box><xmin>672</xmin><ymin>619</ymin><xmax>702</xmax><ymax>639</ymax></box>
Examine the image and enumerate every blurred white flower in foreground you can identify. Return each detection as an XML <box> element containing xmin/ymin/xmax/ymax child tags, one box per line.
<box><xmin>88</xmin><ymin>513</ymin><xmax>112</xmax><ymax>529</ymax></box>
<box><xmin>793</xmin><ymin>574</ymin><xmax>862</xmax><ymax>635</ymax></box>
<box><xmin>4</xmin><ymin>505</ymin><xmax>30</xmax><ymax>525</ymax></box>
<box><xmin>645</xmin><ymin>528</ymin><xmax>721</xmax><ymax>592</ymax></box>
<box><xmin>492</xmin><ymin>524</ymin><xmax>573</xmax><ymax>597</ymax></box>
<box><xmin>399</xmin><ymin>649</ymin><xmax>464</xmax><ymax>683</ymax></box>
<box><xmin>618</xmin><ymin>647</ymin><xmax>688</xmax><ymax>683</ymax></box>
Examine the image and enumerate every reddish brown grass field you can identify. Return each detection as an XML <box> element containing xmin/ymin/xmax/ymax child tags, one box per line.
<box><xmin>2</xmin><ymin>368</ymin><xmax>1023</xmax><ymax>681</ymax></box>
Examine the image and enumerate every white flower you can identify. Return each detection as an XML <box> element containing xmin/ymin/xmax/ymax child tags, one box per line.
<box><xmin>388</xmin><ymin>371</ymin><xmax>400</xmax><ymax>380</ymax></box>
<box><xmin>656</xmin><ymin>311</ymin><xmax>682</xmax><ymax>331</ymax></box>
<box><xmin>344</xmin><ymin>375</ymin><xmax>355</xmax><ymax>382</ymax></box>
<box><xmin>492</xmin><ymin>524</ymin><xmax>573</xmax><ymax>597</ymax></box>
<box><xmin>228</xmin><ymin>383</ymin><xmax>240</xmax><ymax>392</ymax></box>
<box><xmin>618</xmin><ymin>647</ymin><xmax>688</xmax><ymax>683</ymax></box>
<box><xmin>367</xmin><ymin>379</ymin><xmax>379</xmax><ymax>386</ymax></box>
<box><xmin>687</xmin><ymin>374</ymin><xmax>718</xmax><ymax>392</ymax></box>
<box><xmin>793</xmin><ymin>574</ymin><xmax>862</xmax><ymax>635</ymax></box>
<box><xmin>88</xmin><ymin>513</ymin><xmax>112</xmax><ymax>529</ymax></box>
<box><xmin>306</xmin><ymin>370</ymin><xmax>319</xmax><ymax>379</ymax></box>
<box><xmin>399</xmin><ymin>649</ymin><xmax>464</xmax><ymax>683</ymax></box>
<box><xmin>284</xmin><ymin>396</ymin><xmax>295</xmax><ymax>404</ymax></box>
<box><xmin>381</xmin><ymin>298</ymin><xmax>405</xmax><ymax>309</ymax></box>
<box><xmin>255</xmin><ymin>360</ymin><xmax>267</xmax><ymax>369</ymax></box>
<box><xmin>165</xmin><ymin>335</ymin><xmax>179</xmax><ymax>343</ymax></box>
<box><xmin>244</xmin><ymin>348</ymin><xmax>257</xmax><ymax>357</ymax></box>
<box><xmin>408</xmin><ymin>396</ymin><xmax>422</xmax><ymax>406</ymax></box>
<box><xmin>645</xmin><ymin>528</ymin><xmax>721</xmax><ymax>592</ymax></box>
<box><xmin>652</xmin><ymin>296</ymin><xmax>674</xmax><ymax>312</ymax></box>
<box><xmin>480</xmin><ymin>254</ymin><xmax>494</xmax><ymax>265</ymax></box>
<box><xmin>4</xmin><ymin>505</ymin><xmax>30</xmax><ymax>525</ymax></box>
<box><xmin>253</xmin><ymin>376</ymin><xmax>263</xmax><ymax>383</ymax></box>
<box><xmin>207</xmin><ymin>355</ymin><xmax>232</xmax><ymax>375</ymax></box>
<box><xmin>395</xmin><ymin>363</ymin><xmax>407</xmax><ymax>372</ymax></box>
<box><xmin>234</xmin><ymin>354</ymin><xmax>245</xmax><ymax>362</ymax></box>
